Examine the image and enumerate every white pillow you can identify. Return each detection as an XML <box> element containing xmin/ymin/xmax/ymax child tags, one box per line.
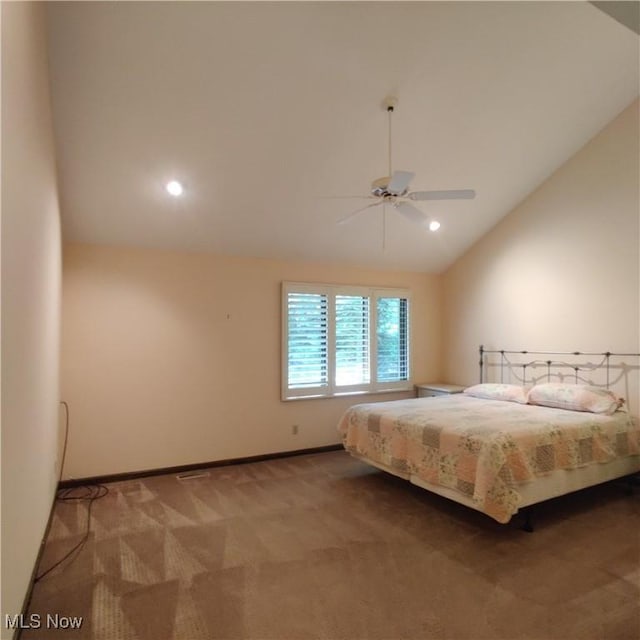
<box><xmin>463</xmin><ymin>383</ymin><xmax>529</xmax><ymax>404</ymax></box>
<box><xmin>528</xmin><ymin>383</ymin><xmax>622</xmax><ymax>415</ymax></box>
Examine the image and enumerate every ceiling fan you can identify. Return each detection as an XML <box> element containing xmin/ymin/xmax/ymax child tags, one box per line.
<box><xmin>336</xmin><ymin>97</ymin><xmax>476</xmax><ymax>233</ymax></box>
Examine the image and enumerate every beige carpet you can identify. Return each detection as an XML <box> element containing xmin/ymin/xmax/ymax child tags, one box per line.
<box><xmin>24</xmin><ymin>450</ymin><xmax>639</xmax><ymax>640</ymax></box>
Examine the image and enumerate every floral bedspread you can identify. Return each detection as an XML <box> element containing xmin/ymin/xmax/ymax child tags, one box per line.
<box><xmin>337</xmin><ymin>395</ymin><xmax>640</xmax><ymax>523</ymax></box>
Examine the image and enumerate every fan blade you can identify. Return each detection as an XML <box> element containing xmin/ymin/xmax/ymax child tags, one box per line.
<box><xmin>408</xmin><ymin>189</ymin><xmax>476</xmax><ymax>201</ymax></box>
<box><xmin>394</xmin><ymin>201</ymin><xmax>428</xmax><ymax>225</ymax></box>
<box><xmin>387</xmin><ymin>170</ymin><xmax>415</xmax><ymax>195</ymax></box>
<box><xmin>319</xmin><ymin>195</ymin><xmax>376</xmax><ymax>200</ymax></box>
<box><xmin>337</xmin><ymin>201</ymin><xmax>382</xmax><ymax>225</ymax></box>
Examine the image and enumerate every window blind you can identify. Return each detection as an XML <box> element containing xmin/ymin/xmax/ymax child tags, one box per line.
<box><xmin>286</xmin><ymin>291</ymin><xmax>328</xmax><ymax>389</ymax></box>
<box><xmin>283</xmin><ymin>283</ymin><xmax>411</xmax><ymax>399</ymax></box>
<box><xmin>335</xmin><ymin>295</ymin><xmax>370</xmax><ymax>386</ymax></box>
<box><xmin>376</xmin><ymin>296</ymin><xmax>409</xmax><ymax>383</ymax></box>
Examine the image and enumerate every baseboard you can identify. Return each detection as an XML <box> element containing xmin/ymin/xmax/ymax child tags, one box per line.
<box><xmin>58</xmin><ymin>444</ymin><xmax>344</xmax><ymax>488</ymax></box>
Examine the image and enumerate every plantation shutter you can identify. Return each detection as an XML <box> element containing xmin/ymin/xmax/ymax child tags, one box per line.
<box><xmin>335</xmin><ymin>295</ymin><xmax>370</xmax><ymax>387</ymax></box>
<box><xmin>286</xmin><ymin>291</ymin><xmax>328</xmax><ymax>390</ymax></box>
<box><xmin>376</xmin><ymin>296</ymin><xmax>409</xmax><ymax>383</ymax></box>
<box><xmin>283</xmin><ymin>282</ymin><xmax>411</xmax><ymax>399</ymax></box>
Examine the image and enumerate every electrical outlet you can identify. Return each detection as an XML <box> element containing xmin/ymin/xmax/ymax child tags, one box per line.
<box><xmin>292</xmin><ymin>424</ymin><xmax>299</xmax><ymax>435</ymax></box>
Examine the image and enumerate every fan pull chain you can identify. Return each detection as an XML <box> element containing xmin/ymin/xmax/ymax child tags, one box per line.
<box><xmin>382</xmin><ymin>204</ymin><xmax>387</xmax><ymax>251</ymax></box>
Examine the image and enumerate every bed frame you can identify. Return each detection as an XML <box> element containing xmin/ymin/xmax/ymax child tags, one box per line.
<box><xmin>478</xmin><ymin>345</ymin><xmax>640</xmax><ymax>415</ymax></box>
<box><xmin>354</xmin><ymin>346</ymin><xmax>640</xmax><ymax>531</ymax></box>
<box><xmin>351</xmin><ymin>451</ymin><xmax>639</xmax><ymax>531</ymax></box>
<box><xmin>477</xmin><ymin>346</ymin><xmax>640</xmax><ymax>528</ymax></box>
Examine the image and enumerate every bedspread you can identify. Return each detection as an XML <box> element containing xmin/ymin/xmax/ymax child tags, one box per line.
<box><xmin>337</xmin><ymin>395</ymin><xmax>640</xmax><ymax>523</ymax></box>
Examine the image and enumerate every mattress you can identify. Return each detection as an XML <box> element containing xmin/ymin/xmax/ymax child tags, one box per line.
<box><xmin>337</xmin><ymin>394</ymin><xmax>640</xmax><ymax>523</ymax></box>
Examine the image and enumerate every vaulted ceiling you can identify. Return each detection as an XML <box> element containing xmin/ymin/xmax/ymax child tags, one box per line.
<box><xmin>46</xmin><ymin>2</ymin><xmax>639</xmax><ymax>272</ymax></box>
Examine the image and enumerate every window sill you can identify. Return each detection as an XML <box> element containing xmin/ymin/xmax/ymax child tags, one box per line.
<box><xmin>282</xmin><ymin>386</ymin><xmax>414</xmax><ymax>402</ymax></box>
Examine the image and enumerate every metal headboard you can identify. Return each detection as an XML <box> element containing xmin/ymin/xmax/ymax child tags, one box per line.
<box><xmin>478</xmin><ymin>345</ymin><xmax>640</xmax><ymax>390</ymax></box>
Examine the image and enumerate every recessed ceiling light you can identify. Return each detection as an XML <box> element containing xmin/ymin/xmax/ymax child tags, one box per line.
<box><xmin>429</xmin><ymin>220</ymin><xmax>441</xmax><ymax>232</ymax></box>
<box><xmin>166</xmin><ymin>180</ymin><xmax>183</xmax><ymax>197</ymax></box>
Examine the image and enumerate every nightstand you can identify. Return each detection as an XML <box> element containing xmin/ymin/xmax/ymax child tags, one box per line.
<box><xmin>415</xmin><ymin>383</ymin><xmax>465</xmax><ymax>398</ymax></box>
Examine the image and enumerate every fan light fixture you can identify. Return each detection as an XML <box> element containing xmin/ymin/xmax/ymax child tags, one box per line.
<box><xmin>333</xmin><ymin>97</ymin><xmax>475</xmax><ymax>244</ymax></box>
<box><xmin>166</xmin><ymin>180</ymin><xmax>183</xmax><ymax>197</ymax></box>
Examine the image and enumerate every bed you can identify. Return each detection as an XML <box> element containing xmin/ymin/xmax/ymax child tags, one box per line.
<box><xmin>337</xmin><ymin>347</ymin><xmax>640</xmax><ymax>526</ymax></box>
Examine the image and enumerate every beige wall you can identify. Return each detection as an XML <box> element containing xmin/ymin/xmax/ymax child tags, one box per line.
<box><xmin>61</xmin><ymin>246</ymin><xmax>442</xmax><ymax>479</ymax></box>
<box><xmin>1</xmin><ymin>2</ymin><xmax>62</xmax><ymax>634</ymax></box>
<box><xmin>443</xmin><ymin>100</ymin><xmax>639</xmax><ymax>412</ymax></box>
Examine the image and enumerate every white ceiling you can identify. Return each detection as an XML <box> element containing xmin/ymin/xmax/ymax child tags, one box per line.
<box><xmin>46</xmin><ymin>2</ymin><xmax>639</xmax><ymax>273</ymax></box>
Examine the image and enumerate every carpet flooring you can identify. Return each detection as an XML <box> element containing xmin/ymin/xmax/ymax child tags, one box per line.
<box><xmin>23</xmin><ymin>450</ymin><xmax>640</xmax><ymax>640</ymax></box>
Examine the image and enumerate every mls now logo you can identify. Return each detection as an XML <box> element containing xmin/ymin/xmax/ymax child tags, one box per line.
<box><xmin>5</xmin><ymin>613</ymin><xmax>83</xmax><ymax>630</ymax></box>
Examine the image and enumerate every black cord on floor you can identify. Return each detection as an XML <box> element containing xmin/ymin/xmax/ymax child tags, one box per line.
<box><xmin>34</xmin><ymin>402</ymin><xmax>109</xmax><ymax>583</ymax></box>
<box><xmin>34</xmin><ymin>484</ymin><xmax>109</xmax><ymax>582</ymax></box>
<box><xmin>59</xmin><ymin>401</ymin><xmax>70</xmax><ymax>484</ymax></box>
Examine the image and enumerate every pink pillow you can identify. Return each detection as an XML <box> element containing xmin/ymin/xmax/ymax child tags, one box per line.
<box><xmin>463</xmin><ymin>383</ymin><xmax>529</xmax><ymax>404</ymax></box>
<box><xmin>528</xmin><ymin>383</ymin><xmax>622</xmax><ymax>415</ymax></box>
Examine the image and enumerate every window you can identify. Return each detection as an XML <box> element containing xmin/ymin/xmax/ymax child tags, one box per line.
<box><xmin>282</xmin><ymin>282</ymin><xmax>411</xmax><ymax>399</ymax></box>
<box><xmin>335</xmin><ymin>294</ymin><xmax>370</xmax><ymax>387</ymax></box>
<box><xmin>286</xmin><ymin>291</ymin><xmax>328</xmax><ymax>389</ymax></box>
<box><xmin>376</xmin><ymin>296</ymin><xmax>409</xmax><ymax>383</ymax></box>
